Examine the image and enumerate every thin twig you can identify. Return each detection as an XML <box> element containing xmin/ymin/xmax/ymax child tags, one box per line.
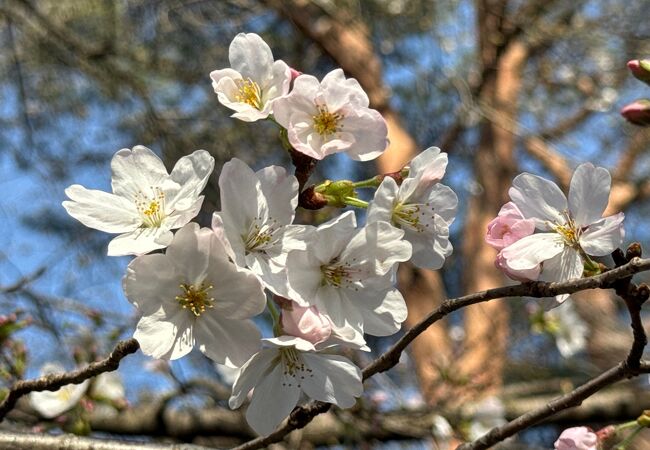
<box><xmin>0</xmin><ymin>338</ymin><xmax>139</xmax><ymax>421</ymax></box>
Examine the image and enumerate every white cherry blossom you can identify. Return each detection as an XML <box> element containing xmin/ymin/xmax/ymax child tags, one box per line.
<box><xmin>286</xmin><ymin>211</ymin><xmax>411</xmax><ymax>343</ymax></box>
<box><xmin>29</xmin><ymin>363</ymin><xmax>89</xmax><ymax>419</ymax></box>
<box><xmin>63</xmin><ymin>146</ymin><xmax>214</xmax><ymax>256</ymax></box>
<box><xmin>229</xmin><ymin>336</ymin><xmax>363</xmax><ymax>436</ymax></box>
<box><xmin>210</xmin><ymin>33</ymin><xmax>291</xmax><ymax>122</ymax></box>
<box><xmin>123</xmin><ymin>223</ymin><xmax>265</xmax><ymax>366</ymax></box>
<box><xmin>367</xmin><ymin>148</ymin><xmax>457</xmax><ymax>269</ymax></box>
<box><xmin>501</xmin><ymin>163</ymin><xmax>625</xmax><ymax>303</ymax></box>
<box><xmin>212</xmin><ymin>158</ymin><xmax>312</xmax><ymax>296</ymax></box>
<box><xmin>273</xmin><ymin>69</ymin><xmax>388</xmax><ymax>161</ymax></box>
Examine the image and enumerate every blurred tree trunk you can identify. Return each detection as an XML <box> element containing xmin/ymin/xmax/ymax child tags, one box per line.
<box><xmin>456</xmin><ymin>0</ymin><xmax>526</xmax><ymax>396</ymax></box>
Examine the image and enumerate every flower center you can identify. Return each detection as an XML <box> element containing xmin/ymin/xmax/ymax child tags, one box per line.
<box><xmin>243</xmin><ymin>217</ymin><xmax>282</xmax><ymax>254</ymax></box>
<box><xmin>551</xmin><ymin>211</ymin><xmax>582</xmax><ymax>247</ymax></box>
<box><xmin>176</xmin><ymin>282</ymin><xmax>214</xmax><ymax>317</ymax></box>
<box><xmin>235</xmin><ymin>78</ymin><xmax>262</xmax><ymax>110</ymax></box>
<box><xmin>279</xmin><ymin>347</ymin><xmax>313</xmax><ymax>389</ymax></box>
<box><xmin>320</xmin><ymin>258</ymin><xmax>360</xmax><ymax>289</ymax></box>
<box><xmin>393</xmin><ymin>202</ymin><xmax>436</xmax><ymax>233</ymax></box>
<box><xmin>313</xmin><ymin>104</ymin><xmax>342</xmax><ymax>136</ymax></box>
<box><xmin>135</xmin><ymin>187</ymin><xmax>166</xmax><ymax>228</ymax></box>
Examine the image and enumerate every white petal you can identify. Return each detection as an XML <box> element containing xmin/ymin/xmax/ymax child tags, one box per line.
<box><xmin>301</xmin><ymin>353</ymin><xmax>363</xmax><ymax>408</ymax></box>
<box><xmin>367</xmin><ymin>177</ymin><xmax>398</xmax><ymax>224</ymax></box>
<box><xmin>211</xmin><ymin>213</ymin><xmax>237</xmax><ymax>261</ymax></box>
<box><xmin>539</xmin><ymin>247</ymin><xmax>583</xmax><ymax>304</ymax></box>
<box><xmin>246</xmin><ymin>363</ymin><xmax>301</xmax><ymax>436</ymax></box>
<box><xmin>580</xmin><ymin>212</ymin><xmax>625</xmax><ymax>256</ymax></box>
<box><xmin>122</xmin><ymin>253</ymin><xmax>179</xmax><ymax>314</ymax></box>
<box><xmin>256</xmin><ymin>165</ymin><xmax>299</xmax><ymax>224</ymax></box>
<box><xmin>110</xmin><ymin>146</ymin><xmax>171</xmax><ymax>198</ymax></box>
<box><xmin>164</xmin><ymin>223</ymin><xmax>210</xmax><ymax>284</ymax></box>
<box><xmin>229</xmin><ymin>349</ymin><xmax>277</xmax><ymax>409</ymax></box>
<box><xmin>194</xmin><ymin>315</ymin><xmax>261</xmax><ymax>367</ymax></box>
<box><xmin>286</xmin><ymin>250</ymin><xmax>324</xmax><ymax>306</ymax></box>
<box><xmin>219</xmin><ymin>158</ymin><xmax>265</xmax><ymax>237</ymax></box>
<box><xmin>229</xmin><ymin>33</ymin><xmax>273</xmax><ymax>82</ymax></box>
<box><xmin>409</xmin><ymin>146</ymin><xmax>448</xmax><ymax>189</ymax></box>
<box><xmin>321</xmin><ymin>69</ymin><xmax>369</xmax><ymax>108</ymax></box>
<box><xmin>272</xmin><ymin>75</ymin><xmax>320</xmax><ymax>127</ymax></box>
<box><xmin>63</xmin><ymin>185</ymin><xmax>139</xmax><ymax>233</ymax></box>
<box><xmin>501</xmin><ymin>233</ymin><xmax>565</xmax><ymax>270</ymax></box>
<box><xmin>509</xmin><ymin>173</ymin><xmax>566</xmax><ymax>226</ymax></box>
<box><xmin>260</xmin><ymin>60</ymin><xmax>292</xmax><ymax>111</ymax></box>
<box><xmin>361</xmin><ymin>288</ymin><xmax>407</xmax><ymax>336</ymax></box>
<box><xmin>166</xmin><ymin>196</ymin><xmax>204</xmax><ymax>229</ymax></box>
<box><xmin>339</xmin><ymin>108</ymin><xmax>388</xmax><ymax>161</ymax></box>
<box><xmin>568</xmin><ymin>163</ymin><xmax>611</xmax><ymax>226</ymax></box>
<box><xmin>134</xmin><ymin>308</ymin><xmax>194</xmax><ymax>360</ymax></box>
<box><xmin>107</xmin><ymin>227</ymin><xmax>172</xmax><ymax>256</ymax></box>
<box><xmin>167</xmin><ymin>150</ymin><xmax>214</xmax><ymax>211</ymax></box>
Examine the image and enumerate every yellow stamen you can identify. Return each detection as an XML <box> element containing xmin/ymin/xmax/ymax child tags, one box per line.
<box><xmin>235</xmin><ymin>78</ymin><xmax>263</xmax><ymax>110</ymax></box>
<box><xmin>313</xmin><ymin>104</ymin><xmax>342</xmax><ymax>136</ymax></box>
<box><xmin>176</xmin><ymin>282</ymin><xmax>214</xmax><ymax>317</ymax></box>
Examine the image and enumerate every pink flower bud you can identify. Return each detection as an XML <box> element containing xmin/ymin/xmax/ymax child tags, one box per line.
<box><xmin>486</xmin><ymin>202</ymin><xmax>536</xmax><ymax>250</ymax></box>
<box><xmin>554</xmin><ymin>427</ymin><xmax>598</xmax><ymax>450</ymax></box>
<box><xmin>281</xmin><ymin>303</ymin><xmax>331</xmax><ymax>345</ymax></box>
<box><xmin>628</xmin><ymin>59</ymin><xmax>650</xmax><ymax>85</ymax></box>
<box><xmin>495</xmin><ymin>251</ymin><xmax>540</xmax><ymax>282</ymax></box>
<box><xmin>621</xmin><ymin>99</ymin><xmax>650</xmax><ymax>126</ymax></box>
<box><xmin>289</xmin><ymin>68</ymin><xmax>302</xmax><ymax>81</ymax></box>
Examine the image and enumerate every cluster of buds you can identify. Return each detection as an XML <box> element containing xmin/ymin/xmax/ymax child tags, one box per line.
<box><xmin>621</xmin><ymin>59</ymin><xmax>650</xmax><ymax>126</ymax></box>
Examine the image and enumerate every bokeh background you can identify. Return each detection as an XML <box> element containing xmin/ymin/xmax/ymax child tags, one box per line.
<box><xmin>1</xmin><ymin>0</ymin><xmax>650</xmax><ymax>448</ymax></box>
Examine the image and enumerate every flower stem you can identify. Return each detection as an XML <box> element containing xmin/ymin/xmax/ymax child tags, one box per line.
<box><xmin>343</xmin><ymin>197</ymin><xmax>369</xmax><ymax>208</ymax></box>
<box><xmin>267</xmin><ymin>299</ymin><xmax>282</xmax><ymax>337</ymax></box>
<box><xmin>352</xmin><ymin>177</ymin><xmax>382</xmax><ymax>189</ymax></box>
<box><xmin>615</xmin><ymin>425</ymin><xmax>644</xmax><ymax>450</ymax></box>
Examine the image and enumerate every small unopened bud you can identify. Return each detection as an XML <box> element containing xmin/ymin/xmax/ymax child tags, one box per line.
<box><xmin>637</xmin><ymin>410</ymin><xmax>650</xmax><ymax>427</ymax></box>
<box><xmin>281</xmin><ymin>303</ymin><xmax>332</xmax><ymax>345</ymax></box>
<box><xmin>621</xmin><ymin>99</ymin><xmax>650</xmax><ymax>126</ymax></box>
<box><xmin>289</xmin><ymin>67</ymin><xmax>302</xmax><ymax>81</ymax></box>
<box><xmin>628</xmin><ymin>59</ymin><xmax>650</xmax><ymax>85</ymax></box>
<box><xmin>626</xmin><ymin>242</ymin><xmax>643</xmax><ymax>260</ymax></box>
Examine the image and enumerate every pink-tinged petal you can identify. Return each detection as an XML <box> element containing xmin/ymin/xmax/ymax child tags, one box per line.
<box><xmin>194</xmin><ymin>315</ymin><xmax>261</xmax><ymax>367</ymax></box>
<box><xmin>568</xmin><ymin>163</ymin><xmax>611</xmax><ymax>226</ymax></box>
<box><xmin>580</xmin><ymin>212</ymin><xmax>625</xmax><ymax>256</ymax></box>
<box><xmin>509</xmin><ymin>173</ymin><xmax>566</xmax><ymax>226</ymax></box>
<box><xmin>300</xmin><ymin>353</ymin><xmax>363</xmax><ymax>407</ymax></box>
<box><xmin>501</xmin><ymin>233</ymin><xmax>564</xmax><ymax>270</ymax></box>
<box><xmin>229</xmin><ymin>349</ymin><xmax>277</xmax><ymax>409</ymax></box>
<box><xmin>272</xmin><ymin>75</ymin><xmax>320</xmax><ymax>127</ymax></box>
<box><xmin>246</xmin><ymin>363</ymin><xmax>301</xmax><ymax>436</ymax></box>
<box><xmin>134</xmin><ymin>308</ymin><xmax>194</xmax><ymax>360</ymax></box>
<box><xmin>539</xmin><ymin>247</ymin><xmax>583</xmax><ymax>304</ymax></box>
<box><xmin>211</xmin><ymin>213</ymin><xmax>236</xmax><ymax>261</ymax></box>
<box><xmin>486</xmin><ymin>213</ymin><xmax>536</xmax><ymax>250</ymax></box>
<box><xmin>219</xmin><ymin>158</ymin><xmax>265</xmax><ymax>235</ymax></box>
<box><xmin>229</xmin><ymin>33</ymin><xmax>273</xmax><ymax>82</ymax></box>
<box><xmin>281</xmin><ymin>303</ymin><xmax>332</xmax><ymax>344</ymax></box>
<box><xmin>63</xmin><ymin>185</ymin><xmax>139</xmax><ymax>233</ymax></box>
<box><xmin>554</xmin><ymin>426</ymin><xmax>598</xmax><ymax>450</ymax></box>
<box><xmin>110</xmin><ymin>146</ymin><xmax>170</xmax><ymax>198</ymax></box>
<box><xmin>107</xmin><ymin>228</ymin><xmax>172</xmax><ymax>256</ymax></box>
<box><xmin>339</xmin><ymin>108</ymin><xmax>388</xmax><ymax>161</ymax></box>
<box><xmin>495</xmin><ymin>251</ymin><xmax>540</xmax><ymax>281</ymax></box>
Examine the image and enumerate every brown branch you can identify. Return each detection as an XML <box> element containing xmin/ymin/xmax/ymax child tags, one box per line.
<box><xmin>0</xmin><ymin>430</ymin><xmax>210</xmax><ymax>450</ymax></box>
<box><xmin>0</xmin><ymin>338</ymin><xmax>139</xmax><ymax>421</ymax></box>
<box><xmin>233</xmin><ymin>256</ymin><xmax>650</xmax><ymax>449</ymax></box>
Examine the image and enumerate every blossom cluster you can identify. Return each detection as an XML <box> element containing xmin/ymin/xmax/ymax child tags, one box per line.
<box><xmin>60</xmin><ymin>32</ymin><xmax>627</xmax><ymax>439</ymax></box>
<box><xmin>486</xmin><ymin>163</ymin><xmax>625</xmax><ymax>305</ymax></box>
<box><xmin>62</xmin><ymin>32</ymin><xmax>458</xmax><ymax>435</ymax></box>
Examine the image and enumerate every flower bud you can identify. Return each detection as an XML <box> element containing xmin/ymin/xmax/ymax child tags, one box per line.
<box><xmin>486</xmin><ymin>202</ymin><xmax>536</xmax><ymax>251</ymax></box>
<box><xmin>281</xmin><ymin>303</ymin><xmax>332</xmax><ymax>345</ymax></box>
<box><xmin>628</xmin><ymin>59</ymin><xmax>650</xmax><ymax>85</ymax></box>
<box><xmin>289</xmin><ymin>67</ymin><xmax>302</xmax><ymax>81</ymax></box>
<box><xmin>554</xmin><ymin>426</ymin><xmax>598</xmax><ymax>450</ymax></box>
<box><xmin>621</xmin><ymin>99</ymin><xmax>650</xmax><ymax>126</ymax></box>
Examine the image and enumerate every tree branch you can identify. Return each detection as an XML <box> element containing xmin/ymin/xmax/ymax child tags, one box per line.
<box><xmin>233</xmin><ymin>256</ymin><xmax>650</xmax><ymax>449</ymax></box>
<box><xmin>0</xmin><ymin>338</ymin><xmax>139</xmax><ymax>421</ymax></box>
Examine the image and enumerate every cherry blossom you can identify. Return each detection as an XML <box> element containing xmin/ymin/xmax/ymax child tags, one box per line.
<box><xmin>212</xmin><ymin>158</ymin><xmax>312</xmax><ymax>295</ymax></box>
<box><xmin>210</xmin><ymin>33</ymin><xmax>291</xmax><ymax>122</ymax></box>
<box><xmin>367</xmin><ymin>147</ymin><xmax>457</xmax><ymax>269</ymax></box>
<box><xmin>273</xmin><ymin>69</ymin><xmax>388</xmax><ymax>161</ymax></box>
<box><xmin>500</xmin><ymin>163</ymin><xmax>625</xmax><ymax>303</ymax></box>
<box><xmin>281</xmin><ymin>303</ymin><xmax>332</xmax><ymax>345</ymax></box>
<box><xmin>29</xmin><ymin>363</ymin><xmax>89</xmax><ymax>419</ymax></box>
<box><xmin>229</xmin><ymin>336</ymin><xmax>363</xmax><ymax>436</ymax></box>
<box><xmin>486</xmin><ymin>202</ymin><xmax>536</xmax><ymax>251</ymax></box>
<box><xmin>63</xmin><ymin>146</ymin><xmax>214</xmax><ymax>256</ymax></box>
<box><xmin>123</xmin><ymin>223</ymin><xmax>265</xmax><ymax>366</ymax></box>
<box><xmin>286</xmin><ymin>211</ymin><xmax>411</xmax><ymax>343</ymax></box>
